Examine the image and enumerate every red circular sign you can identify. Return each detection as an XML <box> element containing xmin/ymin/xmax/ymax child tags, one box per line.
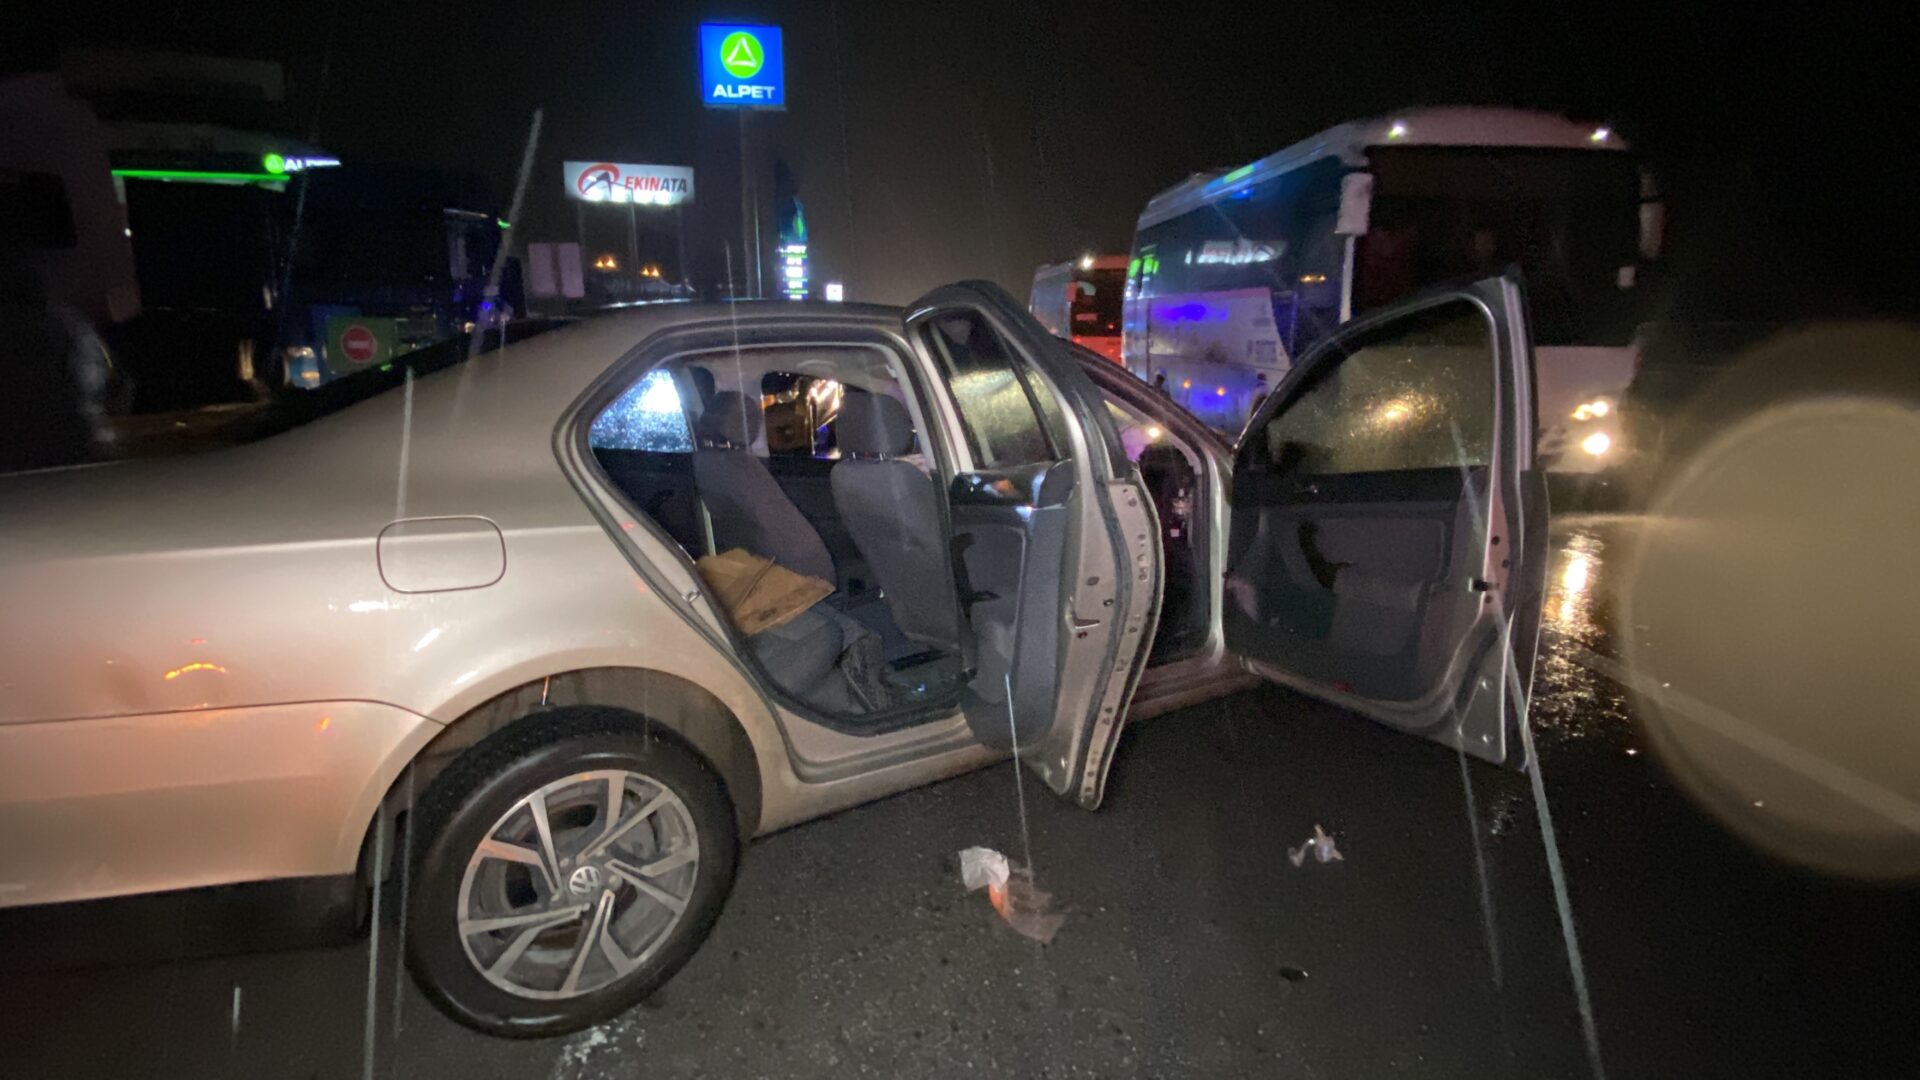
<box><xmin>340</xmin><ymin>324</ymin><xmax>378</xmax><ymax>364</ymax></box>
<box><xmin>577</xmin><ymin>163</ymin><xmax>620</xmax><ymax>197</ymax></box>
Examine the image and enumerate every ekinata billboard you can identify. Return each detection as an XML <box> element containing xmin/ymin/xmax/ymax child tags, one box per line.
<box><xmin>563</xmin><ymin>161</ymin><xmax>694</xmax><ymax>206</ymax></box>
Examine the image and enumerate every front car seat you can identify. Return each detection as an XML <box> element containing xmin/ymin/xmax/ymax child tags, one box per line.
<box><xmin>829</xmin><ymin>391</ymin><xmax>964</xmax><ymax>654</ymax></box>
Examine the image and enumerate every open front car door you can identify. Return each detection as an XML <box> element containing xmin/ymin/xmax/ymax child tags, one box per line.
<box><xmin>907</xmin><ymin>281</ymin><xmax>1163</xmax><ymax>807</ymax></box>
<box><xmin>1223</xmin><ymin>276</ymin><xmax>1548</xmax><ymax>767</ymax></box>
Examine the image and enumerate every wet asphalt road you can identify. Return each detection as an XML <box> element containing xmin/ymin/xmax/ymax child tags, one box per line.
<box><xmin>6</xmin><ymin>515</ymin><xmax>1916</xmax><ymax>1079</ymax></box>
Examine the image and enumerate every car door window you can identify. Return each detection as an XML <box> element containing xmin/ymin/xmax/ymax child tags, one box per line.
<box><xmin>1255</xmin><ymin>301</ymin><xmax>1495</xmax><ymax>475</ymax></box>
<box><xmin>589</xmin><ymin>368</ymin><xmax>695</xmax><ymax>451</ymax></box>
<box><xmin>921</xmin><ymin>310</ymin><xmax>1061</xmax><ymax>467</ymax></box>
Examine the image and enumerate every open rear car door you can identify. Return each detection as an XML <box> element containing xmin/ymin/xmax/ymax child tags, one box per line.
<box><xmin>1223</xmin><ymin>276</ymin><xmax>1548</xmax><ymax>767</ymax></box>
<box><xmin>906</xmin><ymin>282</ymin><xmax>1162</xmax><ymax>807</ymax></box>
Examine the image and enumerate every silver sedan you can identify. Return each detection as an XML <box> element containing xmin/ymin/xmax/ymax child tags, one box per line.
<box><xmin>0</xmin><ymin>278</ymin><xmax>1549</xmax><ymax>1035</ymax></box>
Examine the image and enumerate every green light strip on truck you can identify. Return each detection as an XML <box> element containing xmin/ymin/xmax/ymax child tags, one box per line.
<box><xmin>111</xmin><ymin>169</ymin><xmax>284</xmax><ymax>183</ymax></box>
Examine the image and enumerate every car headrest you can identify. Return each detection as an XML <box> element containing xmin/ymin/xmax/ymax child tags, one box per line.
<box><xmin>837</xmin><ymin>391</ymin><xmax>916</xmax><ymax>457</ymax></box>
<box><xmin>697</xmin><ymin>391</ymin><xmax>761</xmax><ymax>446</ymax></box>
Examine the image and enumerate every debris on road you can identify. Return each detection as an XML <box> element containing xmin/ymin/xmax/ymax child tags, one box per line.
<box><xmin>1287</xmin><ymin>824</ymin><xmax>1343</xmax><ymax>867</ymax></box>
<box><xmin>958</xmin><ymin>846</ymin><xmax>1065</xmax><ymax>944</ymax></box>
<box><xmin>1490</xmin><ymin>795</ymin><xmax>1524</xmax><ymax>836</ymax></box>
<box><xmin>550</xmin><ymin>1015</ymin><xmax>645</xmax><ymax>1080</ymax></box>
<box><xmin>958</xmin><ymin>846</ymin><xmax>1010</xmax><ymax>892</ymax></box>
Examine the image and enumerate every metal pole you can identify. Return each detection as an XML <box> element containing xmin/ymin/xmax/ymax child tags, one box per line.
<box><xmin>750</xmin><ymin>164</ymin><xmax>764</xmax><ymax>299</ymax></box>
<box><xmin>473</xmin><ymin>108</ymin><xmax>542</xmax><ymax>361</ymax></box>
<box><xmin>626</xmin><ymin>203</ymin><xmax>639</xmax><ymax>281</ymax></box>
<box><xmin>675</xmin><ymin>204</ymin><xmax>690</xmax><ymax>291</ymax></box>
<box><xmin>738</xmin><ymin>110</ymin><xmax>751</xmax><ymax>298</ymax></box>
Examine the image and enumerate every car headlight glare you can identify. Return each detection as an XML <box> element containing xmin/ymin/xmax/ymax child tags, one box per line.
<box><xmin>1571</xmin><ymin>397</ymin><xmax>1614</xmax><ymax>422</ymax></box>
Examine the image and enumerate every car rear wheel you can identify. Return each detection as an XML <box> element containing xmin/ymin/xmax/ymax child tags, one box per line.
<box><xmin>406</xmin><ymin>712</ymin><xmax>737</xmax><ymax>1037</ymax></box>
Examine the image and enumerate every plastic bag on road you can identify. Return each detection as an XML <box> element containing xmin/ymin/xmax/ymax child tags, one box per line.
<box><xmin>990</xmin><ymin>874</ymin><xmax>1065</xmax><ymax>944</ymax></box>
<box><xmin>959</xmin><ymin>846</ymin><xmax>1010</xmax><ymax>891</ymax></box>
<box><xmin>958</xmin><ymin>846</ymin><xmax>1064</xmax><ymax>944</ymax></box>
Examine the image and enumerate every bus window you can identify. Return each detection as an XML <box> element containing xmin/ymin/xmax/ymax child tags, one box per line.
<box><xmin>1071</xmin><ymin>269</ymin><xmax>1124</xmax><ymax>336</ymax></box>
<box><xmin>1355</xmin><ymin>146</ymin><xmax>1642</xmax><ymax>346</ymax></box>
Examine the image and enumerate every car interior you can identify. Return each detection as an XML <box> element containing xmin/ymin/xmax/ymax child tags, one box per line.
<box><xmin>1099</xmin><ymin>392</ymin><xmax>1209</xmax><ymax>663</ymax></box>
<box><xmin>588</xmin><ymin>344</ymin><xmax>971</xmax><ymax>727</ymax></box>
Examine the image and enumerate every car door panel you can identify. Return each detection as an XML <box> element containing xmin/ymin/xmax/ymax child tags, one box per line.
<box><xmin>1226</xmin><ymin>277</ymin><xmax>1545</xmax><ymax>767</ymax></box>
<box><xmin>907</xmin><ymin>283</ymin><xmax>1161</xmax><ymax>806</ymax></box>
<box><xmin>946</xmin><ymin>459</ymin><xmax>1074</xmax><ymax>747</ymax></box>
<box><xmin>1226</xmin><ymin>467</ymin><xmax>1484</xmax><ymax>700</ymax></box>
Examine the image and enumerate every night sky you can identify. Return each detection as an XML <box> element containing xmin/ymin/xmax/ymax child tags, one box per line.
<box><xmin>9</xmin><ymin>1</ymin><xmax>1908</xmax><ymax>315</ymax></box>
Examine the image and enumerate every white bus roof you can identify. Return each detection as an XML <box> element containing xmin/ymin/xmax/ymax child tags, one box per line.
<box><xmin>1033</xmin><ymin>254</ymin><xmax>1129</xmax><ymax>279</ymax></box>
<box><xmin>1137</xmin><ymin>106</ymin><xmax>1627</xmax><ymax>231</ymax></box>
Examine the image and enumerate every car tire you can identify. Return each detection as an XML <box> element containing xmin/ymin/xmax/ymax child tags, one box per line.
<box><xmin>405</xmin><ymin>709</ymin><xmax>738</xmax><ymax>1038</ymax></box>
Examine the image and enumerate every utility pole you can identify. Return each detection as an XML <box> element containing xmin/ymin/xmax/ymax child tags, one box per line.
<box><xmin>738</xmin><ymin>111</ymin><xmax>753</xmax><ymax>298</ymax></box>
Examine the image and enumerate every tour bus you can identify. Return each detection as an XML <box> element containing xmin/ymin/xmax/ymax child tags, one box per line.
<box><xmin>1123</xmin><ymin>106</ymin><xmax>1661</xmax><ymax>469</ymax></box>
<box><xmin>1029</xmin><ymin>253</ymin><xmax>1127</xmax><ymax>364</ymax></box>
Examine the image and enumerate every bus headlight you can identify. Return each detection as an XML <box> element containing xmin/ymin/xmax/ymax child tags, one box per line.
<box><xmin>1571</xmin><ymin>397</ymin><xmax>1614</xmax><ymax>422</ymax></box>
<box><xmin>1581</xmin><ymin>431</ymin><xmax>1614</xmax><ymax>457</ymax></box>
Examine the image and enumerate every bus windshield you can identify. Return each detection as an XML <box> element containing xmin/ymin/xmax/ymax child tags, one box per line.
<box><xmin>1356</xmin><ymin>146</ymin><xmax>1642</xmax><ymax>345</ymax></box>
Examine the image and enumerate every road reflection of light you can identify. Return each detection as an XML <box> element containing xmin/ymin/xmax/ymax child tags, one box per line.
<box><xmin>1558</xmin><ymin>551</ymin><xmax>1591</xmax><ymax>628</ymax></box>
<box><xmin>1546</xmin><ymin>533</ymin><xmax>1601</xmax><ymax>639</ymax></box>
<box><xmin>1532</xmin><ymin>525</ymin><xmax>1631</xmax><ymax>741</ymax></box>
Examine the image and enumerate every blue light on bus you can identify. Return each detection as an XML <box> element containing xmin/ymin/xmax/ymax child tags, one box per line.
<box><xmin>1154</xmin><ymin>302</ymin><xmax>1213</xmax><ymax>322</ymax></box>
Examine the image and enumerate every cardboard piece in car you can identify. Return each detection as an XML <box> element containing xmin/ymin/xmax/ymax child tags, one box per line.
<box><xmin>695</xmin><ymin>549</ymin><xmax>834</xmax><ymax>635</ymax></box>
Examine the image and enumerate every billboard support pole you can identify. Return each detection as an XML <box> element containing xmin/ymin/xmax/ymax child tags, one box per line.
<box><xmin>738</xmin><ymin>110</ymin><xmax>753</xmax><ymax>298</ymax></box>
<box><xmin>625</xmin><ymin>202</ymin><xmax>639</xmax><ymax>281</ymax></box>
<box><xmin>751</xmin><ymin>153</ymin><xmax>765</xmax><ymax>298</ymax></box>
<box><xmin>675</xmin><ymin>205</ymin><xmax>690</xmax><ymax>289</ymax></box>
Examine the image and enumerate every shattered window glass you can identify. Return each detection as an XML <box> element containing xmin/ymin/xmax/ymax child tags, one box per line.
<box><xmin>1260</xmin><ymin>300</ymin><xmax>1494</xmax><ymax>473</ymax></box>
<box><xmin>589</xmin><ymin>368</ymin><xmax>694</xmax><ymax>451</ymax></box>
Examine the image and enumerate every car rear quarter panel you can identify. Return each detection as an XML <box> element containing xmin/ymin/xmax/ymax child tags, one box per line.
<box><xmin>0</xmin><ymin>316</ymin><xmax>797</xmax><ymax>906</ymax></box>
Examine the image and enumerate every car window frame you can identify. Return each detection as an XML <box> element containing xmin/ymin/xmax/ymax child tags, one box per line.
<box><xmin>915</xmin><ymin>308</ymin><xmax>1067</xmax><ymax>471</ymax></box>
